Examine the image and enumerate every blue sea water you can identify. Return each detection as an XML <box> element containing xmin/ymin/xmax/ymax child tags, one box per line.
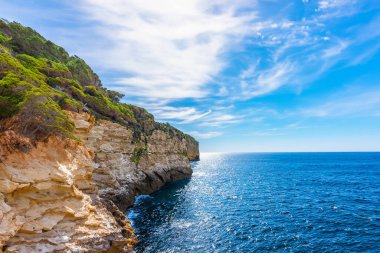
<box><xmin>128</xmin><ymin>153</ymin><xmax>380</xmax><ymax>252</ymax></box>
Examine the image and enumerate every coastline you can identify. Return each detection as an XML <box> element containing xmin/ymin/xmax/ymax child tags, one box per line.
<box><xmin>0</xmin><ymin>111</ymin><xmax>198</xmax><ymax>252</ymax></box>
<box><xmin>0</xmin><ymin>20</ymin><xmax>199</xmax><ymax>251</ymax></box>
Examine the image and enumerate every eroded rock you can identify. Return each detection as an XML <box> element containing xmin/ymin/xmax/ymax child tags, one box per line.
<box><xmin>70</xmin><ymin>111</ymin><xmax>198</xmax><ymax>211</ymax></box>
<box><xmin>0</xmin><ymin>132</ymin><xmax>134</xmax><ymax>252</ymax></box>
<box><xmin>0</xmin><ymin>111</ymin><xmax>199</xmax><ymax>252</ymax></box>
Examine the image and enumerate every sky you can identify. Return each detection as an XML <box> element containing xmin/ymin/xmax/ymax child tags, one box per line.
<box><xmin>1</xmin><ymin>0</ymin><xmax>380</xmax><ymax>152</ymax></box>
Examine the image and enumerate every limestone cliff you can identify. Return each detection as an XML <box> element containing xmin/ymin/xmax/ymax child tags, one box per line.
<box><xmin>0</xmin><ymin>113</ymin><xmax>199</xmax><ymax>252</ymax></box>
<box><xmin>69</xmin><ymin>111</ymin><xmax>198</xmax><ymax>211</ymax></box>
<box><xmin>0</xmin><ymin>129</ymin><xmax>135</xmax><ymax>252</ymax></box>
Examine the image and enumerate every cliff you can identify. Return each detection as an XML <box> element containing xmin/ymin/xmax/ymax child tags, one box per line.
<box><xmin>69</xmin><ymin>111</ymin><xmax>197</xmax><ymax>211</ymax></box>
<box><xmin>0</xmin><ymin>130</ymin><xmax>135</xmax><ymax>252</ymax></box>
<box><xmin>0</xmin><ymin>20</ymin><xmax>199</xmax><ymax>252</ymax></box>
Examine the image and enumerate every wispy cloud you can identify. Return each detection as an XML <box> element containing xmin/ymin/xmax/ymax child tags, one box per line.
<box><xmin>189</xmin><ymin>131</ymin><xmax>223</xmax><ymax>139</ymax></box>
<box><xmin>316</xmin><ymin>0</ymin><xmax>362</xmax><ymax>19</ymax></box>
<box><xmin>245</xmin><ymin>121</ymin><xmax>311</xmax><ymax>137</ymax></box>
<box><xmin>198</xmin><ymin>113</ymin><xmax>241</xmax><ymax>127</ymax></box>
<box><xmin>152</xmin><ymin>106</ymin><xmax>212</xmax><ymax>124</ymax></box>
<box><xmin>318</xmin><ymin>0</ymin><xmax>357</xmax><ymax>10</ymax></box>
<box><xmin>348</xmin><ymin>42</ymin><xmax>380</xmax><ymax>66</ymax></box>
<box><xmin>68</xmin><ymin>0</ymin><xmax>380</xmax><ymax>108</ymax></box>
<box><xmin>78</xmin><ymin>0</ymin><xmax>255</xmax><ymax>99</ymax></box>
<box><xmin>321</xmin><ymin>39</ymin><xmax>349</xmax><ymax>59</ymax></box>
<box><xmin>226</xmin><ymin>1</ymin><xmax>380</xmax><ymax>101</ymax></box>
<box><xmin>240</xmin><ymin>61</ymin><xmax>295</xmax><ymax>98</ymax></box>
<box><xmin>301</xmin><ymin>88</ymin><xmax>380</xmax><ymax>118</ymax></box>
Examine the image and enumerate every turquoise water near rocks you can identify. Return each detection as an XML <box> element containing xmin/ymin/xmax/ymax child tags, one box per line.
<box><xmin>128</xmin><ymin>153</ymin><xmax>380</xmax><ymax>252</ymax></box>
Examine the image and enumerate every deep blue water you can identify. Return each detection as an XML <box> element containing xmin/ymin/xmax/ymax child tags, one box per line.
<box><xmin>128</xmin><ymin>153</ymin><xmax>380</xmax><ymax>252</ymax></box>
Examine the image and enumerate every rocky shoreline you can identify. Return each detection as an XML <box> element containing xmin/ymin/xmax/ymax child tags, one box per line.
<box><xmin>0</xmin><ymin>112</ymin><xmax>199</xmax><ymax>252</ymax></box>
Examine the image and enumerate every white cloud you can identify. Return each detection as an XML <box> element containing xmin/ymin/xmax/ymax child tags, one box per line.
<box><xmin>321</xmin><ymin>39</ymin><xmax>349</xmax><ymax>59</ymax></box>
<box><xmin>189</xmin><ymin>131</ymin><xmax>223</xmax><ymax>139</ymax></box>
<box><xmin>47</xmin><ymin>0</ymin><xmax>380</xmax><ymax>127</ymax></box>
<box><xmin>348</xmin><ymin>43</ymin><xmax>380</xmax><ymax>66</ymax></box>
<box><xmin>198</xmin><ymin>113</ymin><xmax>241</xmax><ymax>127</ymax></box>
<box><xmin>316</xmin><ymin>0</ymin><xmax>361</xmax><ymax>19</ymax></box>
<box><xmin>318</xmin><ymin>0</ymin><xmax>343</xmax><ymax>9</ymax></box>
<box><xmin>149</xmin><ymin>106</ymin><xmax>211</xmax><ymax>124</ymax></box>
<box><xmin>240</xmin><ymin>61</ymin><xmax>294</xmax><ymax>98</ymax></box>
<box><xmin>318</xmin><ymin>0</ymin><xmax>356</xmax><ymax>10</ymax></box>
<box><xmin>79</xmin><ymin>0</ymin><xmax>255</xmax><ymax>99</ymax></box>
<box><xmin>71</xmin><ymin>0</ymin><xmax>375</xmax><ymax>105</ymax></box>
<box><xmin>301</xmin><ymin>88</ymin><xmax>380</xmax><ymax>117</ymax></box>
<box><xmin>240</xmin><ymin>59</ymin><xmax>261</xmax><ymax>79</ymax></box>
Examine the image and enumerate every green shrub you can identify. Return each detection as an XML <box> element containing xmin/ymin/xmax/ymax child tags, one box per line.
<box><xmin>131</xmin><ymin>147</ymin><xmax>147</xmax><ymax>165</ymax></box>
<box><xmin>0</xmin><ymin>73</ymin><xmax>31</xmax><ymax>118</ymax></box>
<box><xmin>105</xmin><ymin>89</ymin><xmax>124</xmax><ymax>101</ymax></box>
<box><xmin>1</xmin><ymin>20</ymin><xmax>70</xmax><ymax>62</ymax></box>
<box><xmin>18</xmin><ymin>92</ymin><xmax>75</xmax><ymax>139</ymax></box>
<box><xmin>59</xmin><ymin>97</ymin><xmax>83</xmax><ymax>112</ymax></box>
<box><xmin>0</xmin><ymin>31</ymin><xmax>9</xmax><ymax>43</ymax></box>
<box><xmin>84</xmin><ymin>85</ymin><xmax>101</xmax><ymax>97</ymax></box>
<box><xmin>17</xmin><ymin>54</ymin><xmax>71</xmax><ymax>79</ymax></box>
<box><xmin>66</xmin><ymin>55</ymin><xmax>101</xmax><ymax>86</ymax></box>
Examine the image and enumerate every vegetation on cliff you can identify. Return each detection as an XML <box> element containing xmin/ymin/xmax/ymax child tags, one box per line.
<box><xmin>131</xmin><ymin>146</ymin><xmax>147</xmax><ymax>165</ymax></box>
<box><xmin>0</xmin><ymin>19</ymin><xmax>196</xmax><ymax>144</ymax></box>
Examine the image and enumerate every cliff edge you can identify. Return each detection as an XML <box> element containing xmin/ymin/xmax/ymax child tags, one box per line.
<box><xmin>0</xmin><ymin>20</ymin><xmax>199</xmax><ymax>252</ymax></box>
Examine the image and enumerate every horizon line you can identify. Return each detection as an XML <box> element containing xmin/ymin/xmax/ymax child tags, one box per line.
<box><xmin>199</xmin><ymin>151</ymin><xmax>380</xmax><ymax>154</ymax></box>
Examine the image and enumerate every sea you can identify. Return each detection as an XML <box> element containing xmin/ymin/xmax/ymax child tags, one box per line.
<box><xmin>127</xmin><ymin>152</ymin><xmax>380</xmax><ymax>252</ymax></box>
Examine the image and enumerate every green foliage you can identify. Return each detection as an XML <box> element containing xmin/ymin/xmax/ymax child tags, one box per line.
<box><xmin>0</xmin><ymin>73</ymin><xmax>36</xmax><ymax>118</ymax></box>
<box><xmin>17</xmin><ymin>54</ymin><xmax>71</xmax><ymax>78</ymax></box>
<box><xmin>155</xmin><ymin>122</ymin><xmax>196</xmax><ymax>143</ymax></box>
<box><xmin>0</xmin><ymin>49</ymin><xmax>47</xmax><ymax>87</ymax></box>
<box><xmin>0</xmin><ymin>47</ymin><xmax>25</xmax><ymax>70</ymax></box>
<box><xmin>131</xmin><ymin>147</ymin><xmax>147</xmax><ymax>165</ymax></box>
<box><xmin>0</xmin><ymin>72</ymin><xmax>75</xmax><ymax>139</ymax></box>
<box><xmin>66</xmin><ymin>56</ymin><xmax>100</xmax><ymax>86</ymax></box>
<box><xmin>84</xmin><ymin>85</ymin><xmax>101</xmax><ymax>97</ymax></box>
<box><xmin>118</xmin><ymin>103</ymin><xmax>136</xmax><ymax>123</ymax></box>
<box><xmin>0</xmin><ymin>20</ymin><xmax>69</xmax><ymax>62</ymax></box>
<box><xmin>0</xmin><ymin>31</ymin><xmax>9</xmax><ymax>43</ymax></box>
<box><xmin>59</xmin><ymin>97</ymin><xmax>83</xmax><ymax>112</ymax></box>
<box><xmin>47</xmin><ymin>77</ymin><xmax>81</xmax><ymax>90</ymax></box>
<box><xmin>68</xmin><ymin>84</ymin><xmax>129</xmax><ymax>123</ymax></box>
<box><xmin>105</xmin><ymin>89</ymin><xmax>124</xmax><ymax>101</ymax></box>
<box><xmin>18</xmin><ymin>92</ymin><xmax>75</xmax><ymax>139</ymax></box>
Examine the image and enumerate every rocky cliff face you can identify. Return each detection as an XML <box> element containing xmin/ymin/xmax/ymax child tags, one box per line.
<box><xmin>0</xmin><ymin>129</ymin><xmax>135</xmax><ymax>252</ymax></box>
<box><xmin>0</xmin><ymin>112</ymin><xmax>199</xmax><ymax>252</ymax></box>
<box><xmin>69</xmin><ymin>111</ymin><xmax>199</xmax><ymax>211</ymax></box>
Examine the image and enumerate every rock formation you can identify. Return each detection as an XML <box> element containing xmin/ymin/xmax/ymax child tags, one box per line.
<box><xmin>0</xmin><ymin>20</ymin><xmax>199</xmax><ymax>252</ymax></box>
<box><xmin>69</xmin><ymin>111</ymin><xmax>198</xmax><ymax>211</ymax></box>
<box><xmin>0</xmin><ymin>130</ymin><xmax>135</xmax><ymax>252</ymax></box>
<box><xmin>0</xmin><ymin>112</ymin><xmax>199</xmax><ymax>252</ymax></box>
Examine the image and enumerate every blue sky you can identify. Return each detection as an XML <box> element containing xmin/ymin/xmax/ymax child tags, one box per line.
<box><xmin>2</xmin><ymin>0</ymin><xmax>380</xmax><ymax>152</ymax></box>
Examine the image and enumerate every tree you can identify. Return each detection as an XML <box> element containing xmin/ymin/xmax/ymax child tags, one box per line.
<box><xmin>18</xmin><ymin>93</ymin><xmax>74</xmax><ymax>140</ymax></box>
